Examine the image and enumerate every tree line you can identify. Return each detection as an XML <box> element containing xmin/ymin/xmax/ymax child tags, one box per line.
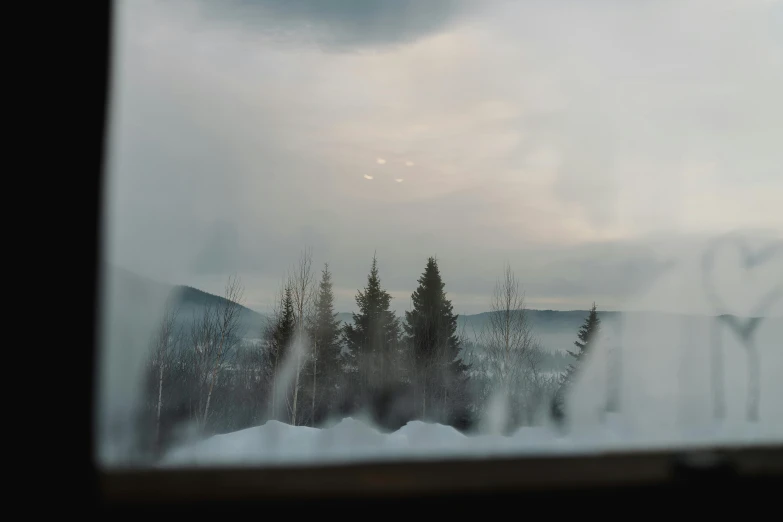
<box><xmin>136</xmin><ymin>251</ymin><xmax>602</xmax><ymax>458</ymax></box>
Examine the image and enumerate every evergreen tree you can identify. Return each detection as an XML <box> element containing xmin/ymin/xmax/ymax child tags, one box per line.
<box><xmin>343</xmin><ymin>254</ymin><xmax>402</xmax><ymax>414</ymax></box>
<box><xmin>404</xmin><ymin>257</ymin><xmax>470</xmax><ymax>424</ymax></box>
<box><xmin>265</xmin><ymin>285</ymin><xmax>295</xmax><ymax>421</ymax></box>
<box><xmin>276</xmin><ymin>286</ymin><xmax>296</xmax><ymax>360</ymax></box>
<box><xmin>307</xmin><ymin>263</ymin><xmax>343</xmax><ymax>424</ymax></box>
<box><xmin>551</xmin><ymin>303</ymin><xmax>601</xmax><ymax>425</ymax></box>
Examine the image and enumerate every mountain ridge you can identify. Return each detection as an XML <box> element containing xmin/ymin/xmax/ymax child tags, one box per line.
<box><xmin>107</xmin><ymin>266</ymin><xmax>780</xmax><ymax>353</ymax></box>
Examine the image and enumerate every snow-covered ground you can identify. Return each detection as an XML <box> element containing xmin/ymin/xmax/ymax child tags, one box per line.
<box><xmin>162</xmin><ymin>415</ymin><xmax>782</xmax><ymax>468</ymax></box>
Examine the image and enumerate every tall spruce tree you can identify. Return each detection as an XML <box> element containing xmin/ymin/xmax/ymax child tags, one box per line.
<box><xmin>275</xmin><ymin>287</ymin><xmax>296</xmax><ymax>364</ymax></box>
<box><xmin>343</xmin><ymin>254</ymin><xmax>402</xmax><ymax>413</ymax></box>
<box><xmin>265</xmin><ymin>285</ymin><xmax>295</xmax><ymax>421</ymax></box>
<box><xmin>307</xmin><ymin>263</ymin><xmax>343</xmax><ymax>424</ymax></box>
<box><xmin>404</xmin><ymin>257</ymin><xmax>470</xmax><ymax>423</ymax></box>
<box><xmin>550</xmin><ymin>302</ymin><xmax>601</xmax><ymax>425</ymax></box>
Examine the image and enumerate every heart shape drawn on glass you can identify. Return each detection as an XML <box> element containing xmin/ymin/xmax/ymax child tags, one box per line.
<box><xmin>701</xmin><ymin>234</ymin><xmax>783</xmax><ymax>342</ymax></box>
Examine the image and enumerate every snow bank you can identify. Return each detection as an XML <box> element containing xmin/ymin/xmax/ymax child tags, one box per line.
<box><xmin>162</xmin><ymin>414</ymin><xmax>780</xmax><ymax>467</ymax></box>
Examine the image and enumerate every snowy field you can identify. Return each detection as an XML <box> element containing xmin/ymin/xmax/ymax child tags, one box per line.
<box><xmin>162</xmin><ymin>415</ymin><xmax>782</xmax><ymax>468</ymax></box>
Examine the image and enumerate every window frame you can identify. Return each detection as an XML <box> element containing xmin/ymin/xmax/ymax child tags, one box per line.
<box><xmin>90</xmin><ymin>0</ymin><xmax>783</xmax><ymax>507</ymax></box>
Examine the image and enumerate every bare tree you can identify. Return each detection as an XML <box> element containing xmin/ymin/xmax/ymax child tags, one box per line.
<box><xmin>188</xmin><ymin>309</ymin><xmax>209</xmax><ymax>424</ymax></box>
<box><xmin>202</xmin><ymin>275</ymin><xmax>245</xmax><ymax>427</ymax></box>
<box><xmin>288</xmin><ymin>248</ymin><xmax>315</xmax><ymax>426</ymax></box>
<box><xmin>151</xmin><ymin>301</ymin><xmax>181</xmax><ymax>450</ymax></box>
<box><xmin>188</xmin><ymin>275</ymin><xmax>245</xmax><ymax>431</ymax></box>
<box><xmin>473</xmin><ymin>264</ymin><xmax>541</xmax><ymax>431</ymax></box>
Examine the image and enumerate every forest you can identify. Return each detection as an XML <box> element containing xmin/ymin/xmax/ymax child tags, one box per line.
<box><xmin>136</xmin><ymin>250</ymin><xmax>601</xmax><ymax>459</ymax></box>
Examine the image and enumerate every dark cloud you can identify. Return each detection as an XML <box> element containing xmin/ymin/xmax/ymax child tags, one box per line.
<box><xmin>199</xmin><ymin>0</ymin><xmax>470</xmax><ymax>50</ymax></box>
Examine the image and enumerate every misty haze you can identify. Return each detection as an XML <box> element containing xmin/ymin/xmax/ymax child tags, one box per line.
<box><xmin>98</xmin><ymin>0</ymin><xmax>783</xmax><ymax>467</ymax></box>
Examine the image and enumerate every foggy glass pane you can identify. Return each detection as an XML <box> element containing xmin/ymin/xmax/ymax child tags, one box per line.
<box><xmin>98</xmin><ymin>0</ymin><xmax>783</xmax><ymax>468</ymax></box>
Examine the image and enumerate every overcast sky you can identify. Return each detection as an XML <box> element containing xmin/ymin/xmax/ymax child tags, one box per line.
<box><xmin>103</xmin><ymin>0</ymin><xmax>782</xmax><ymax>316</ymax></box>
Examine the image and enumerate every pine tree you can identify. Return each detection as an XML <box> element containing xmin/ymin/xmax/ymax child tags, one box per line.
<box><xmin>551</xmin><ymin>303</ymin><xmax>601</xmax><ymax>425</ymax></box>
<box><xmin>307</xmin><ymin>263</ymin><xmax>343</xmax><ymax>425</ymax></box>
<box><xmin>404</xmin><ymin>257</ymin><xmax>470</xmax><ymax>424</ymax></box>
<box><xmin>343</xmin><ymin>254</ymin><xmax>402</xmax><ymax>414</ymax></box>
<box><xmin>276</xmin><ymin>286</ymin><xmax>296</xmax><ymax>360</ymax></box>
<box><xmin>266</xmin><ymin>285</ymin><xmax>295</xmax><ymax>421</ymax></box>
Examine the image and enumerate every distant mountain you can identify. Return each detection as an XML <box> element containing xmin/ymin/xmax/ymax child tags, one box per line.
<box><xmin>172</xmin><ymin>285</ymin><xmax>268</xmax><ymax>339</ymax></box>
<box><xmin>335</xmin><ymin>312</ymin><xmax>353</xmax><ymax>325</ymax></box>
<box><xmin>457</xmin><ymin>310</ymin><xmax>631</xmax><ymax>352</ymax></box>
<box><xmin>330</xmin><ymin>310</ymin><xmax>602</xmax><ymax>352</ymax></box>
<box><xmin>105</xmin><ymin>266</ymin><xmax>268</xmax><ymax>341</ymax></box>
<box><xmin>105</xmin><ymin>266</ymin><xmax>781</xmax><ymax>355</ymax></box>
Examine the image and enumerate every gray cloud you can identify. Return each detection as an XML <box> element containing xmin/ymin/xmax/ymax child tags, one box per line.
<box><xmin>198</xmin><ymin>0</ymin><xmax>471</xmax><ymax>51</ymax></box>
<box><xmin>105</xmin><ymin>0</ymin><xmax>783</xmax><ymax>316</ymax></box>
